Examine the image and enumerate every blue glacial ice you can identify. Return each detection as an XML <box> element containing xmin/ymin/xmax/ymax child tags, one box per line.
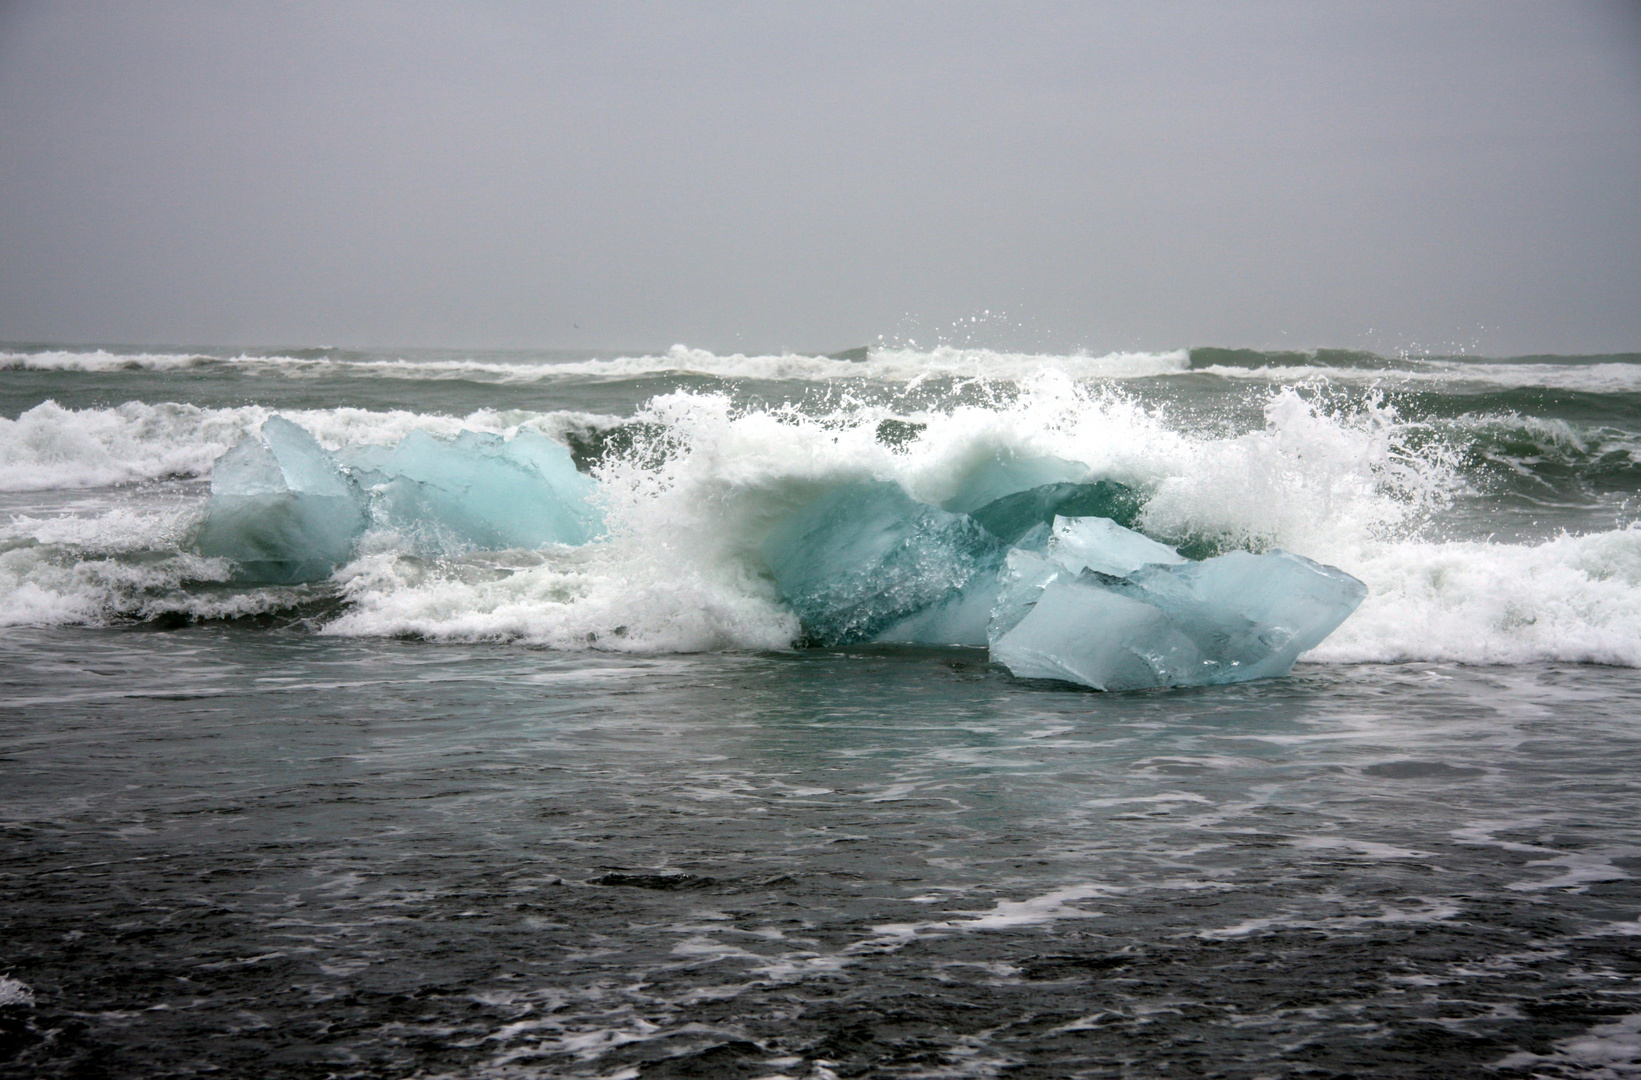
<box><xmin>196</xmin><ymin>420</ymin><xmax>601</xmax><ymax>583</ymax></box>
<box><xmin>761</xmin><ymin>481</ymin><xmax>1006</xmax><ymax>646</ymax></box>
<box><xmin>987</xmin><ymin>515</ymin><xmax>1188</xmax><ymax>642</ymax></box>
<box><xmin>762</xmin><ymin>478</ymin><xmax>1364</xmax><ymax>680</ymax></box>
<box><xmin>340</xmin><ymin>429</ymin><xmax>601</xmax><ymax>553</ymax></box>
<box><xmin>988</xmin><ymin>515</ymin><xmax>1367</xmax><ymax>691</ymax></box>
<box><xmin>194</xmin><ymin>417</ymin><xmax>367</xmax><ymax>584</ymax></box>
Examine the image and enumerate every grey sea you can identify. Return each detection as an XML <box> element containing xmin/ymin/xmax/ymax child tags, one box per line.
<box><xmin>3</xmin><ymin>343</ymin><xmax>1640</xmax><ymax>1078</ymax></box>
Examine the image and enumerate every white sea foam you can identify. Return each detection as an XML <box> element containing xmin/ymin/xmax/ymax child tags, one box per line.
<box><xmin>1497</xmin><ymin>1013</ymin><xmax>1641</xmax><ymax>1078</ymax></box>
<box><xmin>1</xmin><ymin>344</ymin><xmax>1192</xmax><ymax>382</ymax></box>
<box><xmin>1312</xmin><ymin>525</ymin><xmax>1641</xmax><ymax>667</ymax></box>
<box><xmin>0</xmin><ymin>401</ymin><xmax>253</xmax><ymax>491</ymax></box>
<box><xmin>0</xmin><ymin>975</ymin><xmax>33</xmax><ymax>1007</ymax></box>
<box><xmin>258</xmin><ymin>344</ymin><xmax>1193</xmax><ymax>384</ymax></box>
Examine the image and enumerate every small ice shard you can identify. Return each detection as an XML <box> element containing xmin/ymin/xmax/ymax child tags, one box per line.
<box><xmin>969</xmin><ymin>480</ymin><xmax>1144</xmax><ymax>543</ymax></box>
<box><xmin>341</xmin><ymin>429</ymin><xmax>601</xmax><ymax>553</ymax></box>
<box><xmin>195</xmin><ymin>417</ymin><xmax>367</xmax><ymax>583</ymax></box>
<box><xmin>990</xmin><ymin>529</ymin><xmax>1368</xmax><ymax>690</ymax></box>
<box><xmin>762</xmin><ymin>481</ymin><xmax>1005</xmax><ymax>646</ymax></box>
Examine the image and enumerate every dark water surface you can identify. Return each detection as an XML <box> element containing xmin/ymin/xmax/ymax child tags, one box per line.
<box><xmin>4</xmin><ymin>625</ymin><xmax>1639</xmax><ymax>1078</ymax></box>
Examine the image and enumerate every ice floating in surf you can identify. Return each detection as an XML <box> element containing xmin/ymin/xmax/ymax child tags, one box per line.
<box><xmin>195</xmin><ymin>419</ymin><xmax>600</xmax><ymax>582</ymax></box>
<box><xmin>761</xmin><ymin>481</ymin><xmax>1005</xmax><ymax>647</ymax></box>
<box><xmin>763</xmin><ymin>478</ymin><xmax>1366</xmax><ymax>689</ymax></box>
<box><xmin>990</xmin><ymin>517</ymin><xmax>1366</xmax><ymax>691</ymax></box>
<box><xmin>195</xmin><ymin>417</ymin><xmax>366</xmax><ymax>584</ymax></box>
<box><xmin>339</xmin><ymin>429</ymin><xmax>600</xmax><ymax>553</ymax></box>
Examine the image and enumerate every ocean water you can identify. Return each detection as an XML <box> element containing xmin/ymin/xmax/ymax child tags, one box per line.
<box><xmin>2</xmin><ymin>343</ymin><xmax>1639</xmax><ymax>1078</ymax></box>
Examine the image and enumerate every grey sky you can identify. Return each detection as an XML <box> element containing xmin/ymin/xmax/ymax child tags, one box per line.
<box><xmin>1</xmin><ymin>1</ymin><xmax>1638</xmax><ymax>355</ymax></box>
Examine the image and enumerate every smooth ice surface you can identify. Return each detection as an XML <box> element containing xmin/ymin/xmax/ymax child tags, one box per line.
<box><xmin>988</xmin><ymin>515</ymin><xmax>1186</xmax><ymax>642</ymax></box>
<box><xmin>194</xmin><ymin>417</ymin><xmax>366</xmax><ymax>584</ymax></box>
<box><xmin>992</xmin><ymin>543</ymin><xmax>1368</xmax><ymax>690</ymax></box>
<box><xmin>761</xmin><ymin>481</ymin><xmax>1004</xmax><ymax>646</ymax></box>
<box><xmin>994</xmin><ymin>577</ymin><xmax>1205</xmax><ymax>690</ymax></box>
<box><xmin>195</xmin><ymin>421</ymin><xmax>600</xmax><ymax>583</ymax></box>
<box><xmin>1049</xmin><ymin>515</ymin><xmax>1187</xmax><ymax>577</ymax></box>
<box><xmin>341</xmin><ymin>429</ymin><xmax>600</xmax><ymax>553</ymax></box>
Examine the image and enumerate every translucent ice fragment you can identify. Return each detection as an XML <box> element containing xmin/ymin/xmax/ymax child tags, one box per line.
<box><xmin>341</xmin><ymin>429</ymin><xmax>601</xmax><ymax>553</ymax></box>
<box><xmin>991</xmin><ymin>547</ymin><xmax>1367</xmax><ymax>691</ymax></box>
<box><xmin>991</xmin><ymin>577</ymin><xmax>1207</xmax><ymax>690</ymax></box>
<box><xmin>872</xmin><ymin>576</ymin><xmax>999</xmax><ymax>647</ymax></box>
<box><xmin>195</xmin><ymin>417</ymin><xmax>367</xmax><ymax>583</ymax></box>
<box><xmin>988</xmin><ymin>516</ymin><xmax>1185</xmax><ymax>642</ymax></box>
<box><xmin>762</xmin><ymin>481</ymin><xmax>1005</xmax><ymax>646</ymax></box>
<box><xmin>988</xmin><ymin>547</ymin><xmax>1063</xmax><ymax>642</ymax></box>
<box><xmin>1049</xmin><ymin>516</ymin><xmax>1186</xmax><ymax>578</ymax></box>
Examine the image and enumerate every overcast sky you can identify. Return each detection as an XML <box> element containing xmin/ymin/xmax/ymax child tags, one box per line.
<box><xmin>1</xmin><ymin>1</ymin><xmax>1638</xmax><ymax>355</ymax></box>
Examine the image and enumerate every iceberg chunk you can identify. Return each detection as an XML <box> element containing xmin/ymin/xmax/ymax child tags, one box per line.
<box><xmin>195</xmin><ymin>421</ymin><xmax>602</xmax><ymax>582</ymax></box>
<box><xmin>990</xmin><ymin>540</ymin><xmax>1367</xmax><ymax>691</ymax></box>
<box><xmin>195</xmin><ymin>417</ymin><xmax>367</xmax><ymax>583</ymax></box>
<box><xmin>762</xmin><ymin>481</ymin><xmax>1005</xmax><ymax>646</ymax></box>
<box><xmin>341</xmin><ymin>429</ymin><xmax>601</xmax><ymax>553</ymax></box>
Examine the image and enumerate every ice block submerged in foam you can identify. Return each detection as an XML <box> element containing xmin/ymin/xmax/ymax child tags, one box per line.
<box><xmin>990</xmin><ymin>517</ymin><xmax>1367</xmax><ymax>690</ymax></box>
<box><xmin>761</xmin><ymin>481</ymin><xmax>1004</xmax><ymax>646</ymax></box>
<box><xmin>195</xmin><ymin>417</ymin><xmax>367</xmax><ymax>583</ymax></box>
<box><xmin>342</xmin><ymin>429</ymin><xmax>601</xmax><ymax>553</ymax></box>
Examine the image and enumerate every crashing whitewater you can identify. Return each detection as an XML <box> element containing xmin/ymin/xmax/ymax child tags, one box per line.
<box><xmin>2</xmin><ymin>370</ymin><xmax>1639</xmax><ymax>670</ymax></box>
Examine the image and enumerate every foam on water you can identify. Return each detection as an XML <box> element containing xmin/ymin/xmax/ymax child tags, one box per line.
<box><xmin>0</xmin><ymin>975</ymin><xmax>33</xmax><ymax>1008</ymax></box>
<box><xmin>1497</xmin><ymin>1013</ymin><xmax>1641</xmax><ymax>1077</ymax></box>
<box><xmin>3</xmin><ymin>372</ymin><xmax>1639</xmax><ymax>668</ymax></box>
<box><xmin>1314</xmin><ymin>524</ymin><xmax>1641</xmax><ymax>667</ymax></box>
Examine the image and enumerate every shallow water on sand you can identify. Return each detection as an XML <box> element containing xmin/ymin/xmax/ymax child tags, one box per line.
<box><xmin>3</xmin><ymin>625</ymin><xmax>1639</xmax><ymax>1078</ymax></box>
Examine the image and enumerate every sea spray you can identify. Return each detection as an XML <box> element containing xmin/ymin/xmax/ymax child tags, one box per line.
<box><xmin>2</xmin><ymin>351</ymin><xmax>1637</xmax><ymax>667</ymax></box>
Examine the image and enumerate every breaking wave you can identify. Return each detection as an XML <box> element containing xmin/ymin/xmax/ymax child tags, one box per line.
<box><xmin>4</xmin><ymin>372</ymin><xmax>1639</xmax><ymax>667</ymax></box>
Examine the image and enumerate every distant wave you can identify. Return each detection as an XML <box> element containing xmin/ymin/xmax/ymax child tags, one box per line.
<box><xmin>0</xmin><ymin>349</ymin><xmax>217</xmax><ymax>372</ymax></box>
<box><xmin>1193</xmin><ymin>360</ymin><xmax>1641</xmax><ymax>395</ymax></box>
<box><xmin>8</xmin><ymin>343</ymin><xmax>1640</xmax><ymax>393</ymax></box>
